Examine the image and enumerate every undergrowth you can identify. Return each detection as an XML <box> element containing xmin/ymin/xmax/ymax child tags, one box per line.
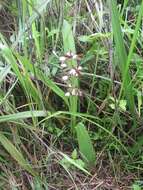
<box><xmin>0</xmin><ymin>0</ymin><xmax>143</xmax><ymax>189</ymax></box>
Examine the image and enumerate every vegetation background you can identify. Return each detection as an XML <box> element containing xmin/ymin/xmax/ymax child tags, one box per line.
<box><xmin>0</xmin><ymin>0</ymin><xmax>143</xmax><ymax>189</ymax></box>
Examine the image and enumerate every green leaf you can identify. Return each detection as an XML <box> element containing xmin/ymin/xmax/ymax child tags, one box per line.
<box><xmin>78</xmin><ymin>33</ymin><xmax>111</xmax><ymax>42</ymax></box>
<box><xmin>74</xmin><ymin>159</ymin><xmax>85</xmax><ymax>168</ymax></box>
<box><xmin>15</xmin><ymin>54</ymin><xmax>69</xmax><ymax>106</ymax></box>
<box><xmin>119</xmin><ymin>100</ymin><xmax>127</xmax><ymax>111</ymax></box>
<box><xmin>110</xmin><ymin>0</ymin><xmax>135</xmax><ymax>115</ymax></box>
<box><xmin>0</xmin><ymin>132</ymin><xmax>37</xmax><ymax>176</ymax></box>
<box><xmin>0</xmin><ymin>41</ymin><xmax>43</xmax><ymax>109</ymax></box>
<box><xmin>0</xmin><ymin>111</ymin><xmax>47</xmax><ymax>123</ymax></box>
<box><xmin>62</xmin><ymin>20</ymin><xmax>76</xmax><ymax>53</ymax></box>
<box><xmin>109</xmin><ymin>103</ymin><xmax>115</xmax><ymax>110</ymax></box>
<box><xmin>60</xmin><ymin>152</ymin><xmax>90</xmax><ymax>175</ymax></box>
<box><xmin>78</xmin><ymin>35</ymin><xmax>91</xmax><ymax>42</ymax></box>
<box><xmin>132</xmin><ymin>184</ymin><xmax>141</xmax><ymax>190</ymax></box>
<box><xmin>75</xmin><ymin>122</ymin><xmax>96</xmax><ymax>165</ymax></box>
<box><xmin>71</xmin><ymin>149</ymin><xmax>78</xmax><ymax>160</ymax></box>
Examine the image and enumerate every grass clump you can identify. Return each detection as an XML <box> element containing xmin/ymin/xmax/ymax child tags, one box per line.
<box><xmin>0</xmin><ymin>0</ymin><xmax>143</xmax><ymax>189</ymax></box>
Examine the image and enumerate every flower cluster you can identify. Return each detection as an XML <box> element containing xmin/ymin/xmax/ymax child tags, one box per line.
<box><xmin>59</xmin><ymin>51</ymin><xmax>83</xmax><ymax>97</ymax></box>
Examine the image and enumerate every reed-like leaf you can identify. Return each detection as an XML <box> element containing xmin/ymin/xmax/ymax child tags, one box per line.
<box><xmin>0</xmin><ymin>110</ymin><xmax>47</xmax><ymax>123</ymax></box>
<box><xmin>110</xmin><ymin>0</ymin><xmax>135</xmax><ymax>115</ymax></box>
<box><xmin>0</xmin><ymin>132</ymin><xmax>37</xmax><ymax>176</ymax></box>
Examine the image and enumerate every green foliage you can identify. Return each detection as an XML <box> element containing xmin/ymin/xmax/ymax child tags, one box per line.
<box><xmin>0</xmin><ymin>132</ymin><xmax>37</xmax><ymax>176</ymax></box>
<box><xmin>109</xmin><ymin>96</ymin><xmax>127</xmax><ymax>112</ymax></box>
<box><xmin>110</xmin><ymin>0</ymin><xmax>135</xmax><ymax>115</ymax></box>
<box><xmin>132</xmin><ymin>183</ymin><xmax>142</xmax><ymax>190</ymax></box>
<box><xmin>0</xmin><ymin>0</ymin><xmax>143</xmax><ymax>189</ymax></box>
<box><xmin>75</xmin><ymin>122</ymin><xmax>96</xmax><ymax>166</ymax></box>
<box><xmin>60</xmin><ymin>152</ymin><xmax>89</xmax><ymax>175</ymax></box>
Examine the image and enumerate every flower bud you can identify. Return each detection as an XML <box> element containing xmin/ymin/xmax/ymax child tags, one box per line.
<box><xmin>65</xmin><ymin>92</ymin><xmax>70</xmax><ymax>96</ymax></box>
<box><xmin>73</xmin><ymin>54</ymin><xmax>78</xmax><ymax>59</ymax></box>
<box><xmin>78</xmin><ymin>66</ymin><xmax>82</xmax><ymax>71</ymax></box>
<box><xmin>62</xmin><ymin>75</ymin><xmax>69</xmax><ymax>81</ymax></box>
<box><xmin>69</xmin><ymin>69</ymin><xmax>78</xmax><ymax>76</ymax></box>
<box><xmin>61</xmin><ymin>63</ymin><xmax>67</xmax><ymax>68</ymax></box>
<box><xmin>71</xmin><ymin>89</ymin><xmax>78</xmax><ymax>96</ymax></box>
<box><xmin>59</xmin><ymin>56</ymin><xmax>66</xmax><ymax>62</ymax></box>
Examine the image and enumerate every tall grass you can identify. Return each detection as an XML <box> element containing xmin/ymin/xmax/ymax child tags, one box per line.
<box><xmin>0</xmin><ymin>0</ymin><xmax>143</xmax><ymax>189</ymax></box>
<box><xmin>110</xmin><ymin>0</ymin><xmax>135</xmax><ymax>116</ymax></box>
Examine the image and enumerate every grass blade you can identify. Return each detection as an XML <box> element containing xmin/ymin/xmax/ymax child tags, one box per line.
<box><xmin>0</xmin><ymin>38</ymin><xmax>43</xmax><ymax>109</ymax></box>
<box><xmin>121</xmin><ymin>1</ymin><xmax>143</xmax><ymax>97</ymax></box>
<box><xmin>60</xmin><ymin>152</ymin><xmax>90</xmax><ymax>175</ymax></box>
<box><xmin>15</xmin><ymin>54</ymin><xmax>69</xmax><ymax>106</ymax></box>
<box><xmin>0</xmin><ymin>132</ymin><xmax>37</xmax><ymax>176</ymax></box>
<box><xmin>110</xmin><ymin>0</ymin><xmax>135</xmax><ymax>115</ymax></box>
<box><xmin>0</xmin><ymin>111</ymin><xmax>47</xmax><ymax>123</ymax></box>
